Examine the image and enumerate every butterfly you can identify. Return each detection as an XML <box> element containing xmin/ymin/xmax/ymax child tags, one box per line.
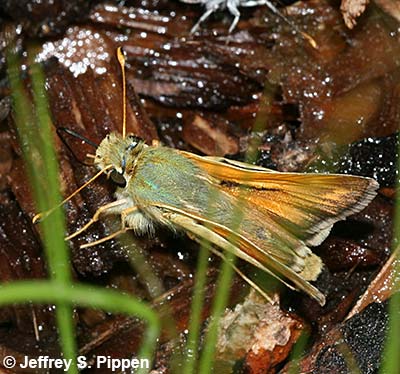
<box><xmin>34</xmin><ymin>48</ymin><xmax>378</xmax><ymax>306</ymax></box>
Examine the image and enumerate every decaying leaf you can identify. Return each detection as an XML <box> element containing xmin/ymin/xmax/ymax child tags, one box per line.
<box><xmin>216</xmin><ymin>291</ymin><xmax>303</xmax><ymax>371</ymax></box>
<box><xmin>374</xmin><ymin>0</ymin><xmax>400</xmax><ymax>22</ymax></box>
<box><xmin>341</xmin><ymin>0</ymin><xmax>370</xmax><ymax>28</ymax></box>
<box><xmin>346</xmin><ymin>246</ymin><xmax>400</xmax><ymax>319</ymax></box>
<box><xmin>341</xmin><ymin>0</ymin><xmax>400</xmax><ymax>28</ymax></box>
<box><xmin>182</xmin><ymin>114</ymin><xmax>240</xmax><ymax>156</ymax></box>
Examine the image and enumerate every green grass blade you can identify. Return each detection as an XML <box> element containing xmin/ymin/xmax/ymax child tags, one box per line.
<box><xmin>380</xmin><ymin>141</ymin><xmax>400</xmax><ymax>374</ymax></box>
<box><xmin>196</xmin><ymin>83</ymin><xmax>273</xmax><ymax>373</ymax></box>
<box><xmin>0</xmin><ymin>281</ymin><xmax>160</xmax><ymax>372</ymax></box>
<box><xmin>6</xmin><ymin>47</ymin><xmax>160</xmax><ymax>374</ymax></box>
<box><xmin>182</xmin><ymin>240</ymin><xmax>211</xmax><ymax>374</ymax></box>
<box><xmin>27</xmin><ymin>51</ymin><xmax>78</xmax><ymax>372</ymax></box>
<box><xmin>198</xmin><ymin>251</ymin><xmax>236</xmax><ymax>373</ymax></box>
<box><xmin>28</xmin><ymin>52</ymin><xmax>71</xmax><ymax>282</ymax></box>
<box><xmin>55</xmin><ymin>305</ymin><xmax>77</xmax><ymax>371</ymax></box>
<box><xmin>8</xmin><ymin>46</ymin><xmax>77</xmax><ymax>372</ymax></box>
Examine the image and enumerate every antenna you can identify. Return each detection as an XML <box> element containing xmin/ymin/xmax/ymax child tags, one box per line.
<box><xmin>32</xmin><ymin>165</ymin><xmax>113</xmax><ymax>224</ymax></box>
<box><xmin>57</xmin><ymin>127</ymin><xmax>98</xmax><ymax>148</ymax></box>
<box><xmin>33</xmin><ymin>48</ymin><xmax>129</xmax><ymax>225</ymax></box>
<box><xmin>117</xmin><ymin>47</ymin><xmax>127</xmax><ymax>139</ymax></box>
<box><xmin>56</xmin><ymin>127</ymin><xmax>98</xmax><ymax>166</ymax></box>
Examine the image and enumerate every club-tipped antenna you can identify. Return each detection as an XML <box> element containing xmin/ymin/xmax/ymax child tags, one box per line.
<box><xmin>56</xmin><ymin>127</ymin><xmax>98</xmax><ymax>166</ymax></box>
<box><xmin>32</xmin><ymin>165</ymin><xmax>113</xmax><ymax>224</ymax></box>
<box><xmin>58</xmin><ymin>127</ymin><xmax>99</xmax><ymax>148</ymax></box>
<box><xmin>117</xmin><ymin>47</ymin><xmax>127</xmax><ymax>139</ymax></box>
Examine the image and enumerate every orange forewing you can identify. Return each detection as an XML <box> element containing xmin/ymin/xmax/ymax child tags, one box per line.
<box><xmin>182</xmin><ymin>151</ymin><xmax>378</xmax><ymax>247</ymax></box>
<box><xmin>177</xmin><ymin>151</ymin><xmax>378</xmax><ymax>304</ymax></box>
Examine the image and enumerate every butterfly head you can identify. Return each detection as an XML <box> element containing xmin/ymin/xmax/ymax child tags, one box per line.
<box><xmin>95</xmin><ymin>132</ymin><xmax>144</xmax><ymax>187</ymax></box>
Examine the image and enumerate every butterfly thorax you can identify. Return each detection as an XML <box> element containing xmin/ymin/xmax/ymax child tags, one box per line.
<box><xmin>95</xmin><ymin>133</ymin><xmax>224</xmax><ymax>212</ymax></box>
<box><xmin>126</xmin><ymin>146</ymin><xmax>218</xmax><ymax>211</ymax></box>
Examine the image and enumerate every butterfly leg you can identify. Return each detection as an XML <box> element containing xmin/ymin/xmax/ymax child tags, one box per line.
<box><xmin>208</xmin><ymin>246</ymin><xmax>274</xmax><ymax>302</ymax></box>
<box><xmin>80</xmin><ymin>228</ymin><xmax>128</xmax><ymax>249</ymax></box>
<box><xmin>185</xmin><ymin>228</ymin><xmax>273</xmax><ymax>302</ymax></box>
<box><xmin>163</xmin><ymin>211</ymin><xmax>285</xmax><ymax>283</ymax></box>
<box><xmin>161</xmin><ymin>208</ymin><xmax>325</xmax><ymax>305</ymax></box>
<box><xmin>66</xmin><ymin>199</ymin><xmax>128</xmax><ymax>240</ymax></box>
<box><xmin>120</xmin><ymin>206</ymin><xmax>139</xmax><ymax>230</ymax></box>
<box><xmin>80</xmin><ymin>205</ymin><xmax>144</xmax><ymax>249</ymax></box>
<box><xmin>166</xmin><ymin>212</ymin><xmax>278</xmax><ymax>301</ymax></box>
<box><xmin>79</xmin><ymin>205</ymin><xmax>141</xmax><ymax>248</ymax></box>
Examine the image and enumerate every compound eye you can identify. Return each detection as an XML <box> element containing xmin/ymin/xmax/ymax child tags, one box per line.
<box><xmin>128</xmin><ymin>134</ymin><xmax>141</xmax><ymax>141</ymax></box>
<box><xmin>110</xmin><ymin>169</ymin><xmax>127</xmax><ymax>188</ymax></box>
<box><xmin>127</xmin><ymin>135</ymin><xmax>142</xmax><ymax>150</ymax></box>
